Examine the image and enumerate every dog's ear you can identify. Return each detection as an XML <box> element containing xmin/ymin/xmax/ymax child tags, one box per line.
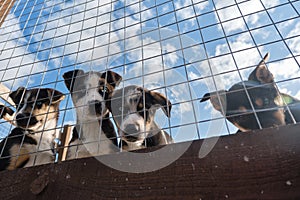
<box><xmin>0</xmin><ymin>104</ymin><xmax>14</xmax><ymax>121</ymax></box>
<box><xmin>101</xmin><ymin>70</ymin><xmax>122</xmax><ymax>88</ymax></box>
<box><xmin>46</xmin><ymin>89</ymin><xmax>65</xmax><ymax>104</ymax></box>
<box><xmin>9</xmin><ymin>87</ymin><xmax>26</xmax><ymax>105</ymax></box>
<box><xmin>200</xmin><ymin>90</ymin><xmax>227</xmax><ymax>115</ymax></box>
<box><xmin>143</xmin><ymin>89</ymin><xmax>172</xmax><ymax>117</ymax></box>
<box><xmin>248</xmin><ymin>53</ymin><xmax>273</xmax><ymax>83</ymax></box>
<box><xmin>63</xmin><ymin>69</ymin><xmax>85</xmax><ymax>92</ymax></box>
<box><xmin>275</xmin><ymin>93</ymin><xmax>300</xmax><ymax>106</ymax></box>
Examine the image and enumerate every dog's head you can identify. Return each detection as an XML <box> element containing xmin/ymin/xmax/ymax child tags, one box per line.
<box><xmin>110</xmin><ymin>85</ymin><xmax>172</xmax><ymax>144</ymax></box>
<box><xmin>201</xmin><ymin>53</ymin><xmax>287</xmax><ymax>131</ymax></box>
<box><xmin>63</xmin><ymin>70</ymin><xmax>122</xmax><ymax>122</ymax></box>
<box><xmin>9</xmin><ymin>87</ymin><xmax>65</xmax><ymax>130</ymax></box>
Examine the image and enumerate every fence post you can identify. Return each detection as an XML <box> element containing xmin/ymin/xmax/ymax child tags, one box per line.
<box><xmin>58</xmin><ymin>125</ymin><xmax>72</xmax><ymax>162</ymax></box>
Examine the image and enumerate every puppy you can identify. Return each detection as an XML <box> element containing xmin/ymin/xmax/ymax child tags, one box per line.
<box><xmin>63</xmin><ymin>69</ymin><xmax>122</xmax><ymax>159</ymax></box>
<box><xmin>200</xmin><ymin>53</ymin><xmax>300</xmax><ymax>132</ymax></box>
<box><xmin>109</xmin><ymin>85</ymin><xmax>174</xmax><ymax>151</ymax></box>
<box><xmin>0</xmin><ymin>87</ymin><xmax>65</xmax><ymax>170</ymax></box>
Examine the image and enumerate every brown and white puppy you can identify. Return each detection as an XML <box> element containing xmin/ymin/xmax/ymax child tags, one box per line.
<box><xmin>0</xmin><ymin>87</ymin><xmax>65</xmax><ymax>171</ymax></box>
<box><xmin>109</xmin><ymin>85</ymin><xmax>174</xmax><ymax>151</ymax></box>
<box><xmin>63</xmin><ymin>69</ymin><xmax>122</xmax><ymax>159</ymax></box>
<box><xmin>200</xmin><ymin>53</ymin><xmax>300</xmax><ymax>132</ymax></box>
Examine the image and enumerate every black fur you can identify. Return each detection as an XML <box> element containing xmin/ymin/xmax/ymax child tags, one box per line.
<box><xmin>0</xmin><ymin>128</ymin><xmax>37</xmax><ymax>171</ymax></box>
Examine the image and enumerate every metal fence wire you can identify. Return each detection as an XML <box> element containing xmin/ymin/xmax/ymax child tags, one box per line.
<box><xmin>0</xmin><ymin>0</ymin><xmax>300</xmax><ymax>169</ymax></box>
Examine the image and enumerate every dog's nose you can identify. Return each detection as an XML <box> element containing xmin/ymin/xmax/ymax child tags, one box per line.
<box><xmin>16</xmin><ymin>113</ymin><xmax>38</xmax><ymax>127</ymax></box>
<box><xmin>16</xmin><ymin>113</ymin><xmax>27</xmax><ymax>122</ymax></box>
<box><xmin>123</xmin><ymin>124</ymin><xmax>140</xmax><ymax>142</ymax></box>
<box><xmin>124</xmin><ymin>124</ymin><xmax>140</xmax><ymax>135</ymax></box>
<box><xmin>16</xmin><ymin>113</ymin><xmax>32</xmax><ymax>127</ymax></box>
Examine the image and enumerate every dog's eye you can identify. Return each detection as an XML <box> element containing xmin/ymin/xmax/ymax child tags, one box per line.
<box><xmin>36</xmin><ymin>101</ymin><xmax>43</xmax><ymax>107</ymax></box>
<box><xmin>263</xmin><ymin>98</ymin><xmax>270</xmax><ymax>106</ymax></box>
<box><xmin>100</xmin><ymin>86</ymin><xmax>108</xmax><ymax>93</ymax></box>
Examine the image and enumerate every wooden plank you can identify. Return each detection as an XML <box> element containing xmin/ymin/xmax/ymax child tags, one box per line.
<box><xmin>0</xmin><ymin>0</ymin><xmax>15</xmax><ymax>27</ymax></box>
<box><xmin>58</xmin><ymin>125</ymin><xmax>72</xmax><ymax>162</ymax></box>
<box><xmin>0</xmin><ymin>123</ymin><xmax>299</xmax><ymax>199</ymax></box>
<box><xmin>0</xmin><ymin>83</ymin><xmax>15</xmax><ymax>107</ymax></box>
<box><xmin>0</xmin><ymin>0</ymin><xmax>16</xmax><ymax>109</ymax></box>
<box><xmin>0</xmin><ymin>83</ymin><xmax>16</xmax><ymax>126</ymax></box>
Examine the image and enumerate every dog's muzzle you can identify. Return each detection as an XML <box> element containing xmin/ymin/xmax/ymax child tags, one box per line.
<box><xmin>123</xmin><ymin>124</ymin><xmax>140</xmax><ymax>142</ymax></box>
<box><xmin>89</xmin><ymin>100</ymin><xmax>102</xmax><ymax>115</ymax></box>
<box><xmin>16</xmin><ymin>113</ymin><xmax>39</xmax><ymax>128</ymax></box>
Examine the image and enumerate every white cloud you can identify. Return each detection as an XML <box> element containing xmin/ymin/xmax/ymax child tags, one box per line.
<box><xmin>214</xmin><ymin>0</ymin><xmax>280</xmax><ymax>34</ymax></box>
<box><xmin>269</xmin><ymin>58</ymin><xmax>300</xmax><ymax>81</ymax></box>
<box><xmin>0</xmin><ymin>16</ymin><xmax>44</xmax><ymax>88</ymax></box>
<box><xmin>286</xmin><ymin>22</ymin><xmax>300</xmax><ymax>55</ymax></box>
<box><xmin>294</xmin><ymin>90</ymin><xmax>300</xmax><ymax>100</ymax></box>
<box><xmin>174</xmin><ymin>0</ymin><xmax>208</xmax><ymax>23</ymax></box>
<box><xmin>238</xmin><ymin>0</ymin><xmax>265</xmax><ymax>15</ymax></box>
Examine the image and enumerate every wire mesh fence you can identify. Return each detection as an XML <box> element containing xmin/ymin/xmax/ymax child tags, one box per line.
<box><xmin>0</xmin><ymin>0</ymin><xmax>299</xmax><ymax>170</ymax></box>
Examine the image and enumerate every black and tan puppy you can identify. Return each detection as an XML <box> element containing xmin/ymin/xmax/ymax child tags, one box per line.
<box><xmin>0</xmin><ymin>87</ymin><xmax>65</xmax><ymax>171</ymax></box>
<box><xmin>109</xmin><ymin>85</ymin><xmax>173</xmax><ymax>151</ymax></box>
<box><xmin>63</xmin><ymin>69</ymin><xmax>122</xmax><ymax>159</ymax></box>
<box><xmin>200</xmin><ymin>53</ymin><xmax>300</xmax><ymax>132</ymax></box>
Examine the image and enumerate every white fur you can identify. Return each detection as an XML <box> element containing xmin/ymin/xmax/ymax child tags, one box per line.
<box><xmin>21</xmin><ymin>118</ymin><xmax>59</xmax><ymax>167</ymax></box>
<box><xmin>74</xmin><ymin>74</ymin><xmax>107</xmax><ymax>122</ymax></box>
<box><xmin>13</xmin><ymin>90</ymin><xmax>62</xmax><ymax>167</ymax></box>
<box><xmin>67</xmin><ymin>122</ymin><xmax>118</xmax><ymax>159</ymax></box>
<box><xmin>120</xmin><ymin>113</ymin><xmax>146</xmax><ymax>139</ymax></box>
<box><xmin>67</xmin><ymin>73</ymin><xmax>118</xmax><ymax>159</ymax></box>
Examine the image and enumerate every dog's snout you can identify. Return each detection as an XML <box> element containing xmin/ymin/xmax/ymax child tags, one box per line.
<box><xmin>16</xmin><ymin>113</ymin><xmax>26</xmax><ymax>121</ymax></box>
<box><xmin>123</xmin><ymin>124</ymin><xmax>140</xmax><ymax>142</ymax></box>
<box><xmin>16</xmin><ymin>113</ymin><xmax>38</xmax><ymax>127</ymax></box>
<box><xmin>124</xmin><ymin>124</ymin><xmax>140</xmax><ymax>134</ymax></box>
<box><xmin>89</xmin><ymin>100</ymin><xmax>102</xmax><ymax>114</ymax></box>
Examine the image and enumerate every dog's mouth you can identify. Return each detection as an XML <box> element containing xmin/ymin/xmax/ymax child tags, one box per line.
<box><xmin>122</xmin><ymin>124</ymin><xmax>142</xmax><ymax>142</ymax></box>
<box><xmin>124</xmin><ymin>135</ymin><xmax>139</xmax><ymax>142</ymax></box>
<box><xmin>15</xmin><ymin>113</ymin><xmax>40</xmax><ymax>129</ymax></box>
<box><xmin>228</xmin><ymin>110</ymin><xmax>286</xmax><ymax>131</ymax></box>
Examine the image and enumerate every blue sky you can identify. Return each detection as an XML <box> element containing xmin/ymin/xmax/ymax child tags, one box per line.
<box><xmin>0</xmin><ymin>0</ymin><xmax>300</xmax><ymax>142</ymax></box>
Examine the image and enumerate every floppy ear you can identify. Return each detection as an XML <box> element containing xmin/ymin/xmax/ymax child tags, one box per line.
<box><xmin>46</xmin><ymin>89</ymin><xmax>65</xmax><ymax>104</ymax></box>
<box><xmin>0</xmin><ymin>104</ymin><xmax>14</xmax><ymax>121</ymax></box>
<box><xmin>9</xmin><ymin>87</ymin><xmax>26</xmax><ymax>106</ymax></box>
<box><xmin>62</xmin><ymin>69</ymin><xmax>85</xmax><ymax>92</ymax></box>
<box><xmin>248</xmin><ymin>53</ymin><xmax>273</xmax><ymax>83</ymax></box>
<box><xmin>144</xmin><ymin>89</ymin><xmax>172</xmax><ymax>117</ymax></box>
<box><xmin>200</xmin><ymin>90</ymin><xmax>227</xmax><ymax>115</ymax></box>
<box><xmin>101</xmin><ymin>70</ymin><xmax>122</xmax><ymax>88</ymax></box>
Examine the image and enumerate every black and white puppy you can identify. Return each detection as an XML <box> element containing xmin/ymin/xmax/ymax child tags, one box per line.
<box><xmin>109</xmin><ymin>85</ymin><xmax>174</xmax><ymax>151</ymax></box>
<box><xmin>63</xmin><ymin>69</ymin><xmax>122</xmax><ymax>159</ymax></box>
<box><xmin>0</xmin><ymin>87</ymin><xmax>65</xmax><ymax>171</ymax></box>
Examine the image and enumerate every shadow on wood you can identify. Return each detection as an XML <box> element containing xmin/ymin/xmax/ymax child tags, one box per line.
<box><xmin>0</xmin><ymin>123</ymin><xmax>299</xmax><ymax>199</ymax></box>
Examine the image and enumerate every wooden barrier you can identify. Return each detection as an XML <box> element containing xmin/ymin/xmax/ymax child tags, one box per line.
<box><xmin>0</xmin><ymin>123</ymin><xmax>299</xmax><ymax>199</ymax></box>
<box><xmin>0</xmin><ymin>0</ymin><xmax>16</xmax><ymax>108</ymax></box>
<box><xmin>0</xmin><ymin>0</ymin><xmax>15</xmax><ymax>27</ymax></box>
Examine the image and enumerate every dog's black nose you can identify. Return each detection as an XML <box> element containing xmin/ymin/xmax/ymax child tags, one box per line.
<box><xmin>124</xmin><ymin>124</ymin><xmax>140</xmax><ymax>135</ymax></box>
<box><xmin>16</xmin><ymin>113</ymin><xmax>26</xmax><ymax>121</ymax></box>
<box><xmin>16</xmin><ymin>113</ymin><xmax>38</xmax><ymax>127</ymax></box>
<box><xmin>16</xmin><ymin>113</ymin><xmax>29</xmax><ymax>126</ymax></box>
